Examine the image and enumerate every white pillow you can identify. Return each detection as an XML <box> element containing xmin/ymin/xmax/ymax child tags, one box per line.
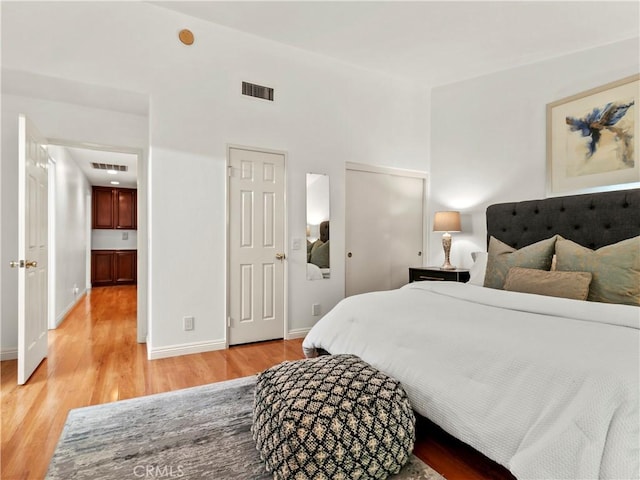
<box><xmin>468</xmin><ymin>251</ymin><xmax>488</xmax><ymax>286</ymax></box>
<box><xmin>307</xmin><ymin>262</ymin><xmax>324</xmax><ymax>280</ymax></box>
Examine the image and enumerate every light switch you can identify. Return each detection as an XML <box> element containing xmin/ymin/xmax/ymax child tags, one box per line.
<box><xmin>291</xmin><ymin>237</ymin><xmax>302</xmax><ymax>250</ymax></box>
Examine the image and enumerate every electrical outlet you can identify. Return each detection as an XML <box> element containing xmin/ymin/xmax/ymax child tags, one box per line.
<box><xmin>312</xmin><ymin>304</ymin><xmax>321</xmax><ymax>316</ymax></box>
<box><xmin>183</xmin><ymin>316</ymin><xmax>195</xmax><ymax>331</ymax></box>
<box><xmin>122</xmin><ymin>232</ymin><xmax>128</xmax><ymax>240</ymax></box>
<box><xmin>291</xmin><ymin>238</ymin><xmax>302</xmax><ymax>250</ymax></box>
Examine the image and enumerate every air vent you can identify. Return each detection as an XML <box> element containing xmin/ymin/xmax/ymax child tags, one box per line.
<box><xmin>91</xmin><ymin>163</ymin><xmax>128</xmax><ymax>172</ymax></box>
<box><xmin>242</xmin><ymin>81</ymin><xmax>274</xmax><ymax>101</ymax></box>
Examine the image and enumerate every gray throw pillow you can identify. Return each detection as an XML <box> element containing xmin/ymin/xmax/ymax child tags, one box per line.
<box><xmin>555</xmin><ymin>236</ymin><xmax>640</xmax><ymax>306</ymax></box>
<box><xmin>309</xmin><ymin>239</ymin><xmax>330</xmax><ymax>269</ymax></box>
<box><xmin>484</xmin><ymin>235</ymin><xmax>557</xmax><ymax>290</ymax></box>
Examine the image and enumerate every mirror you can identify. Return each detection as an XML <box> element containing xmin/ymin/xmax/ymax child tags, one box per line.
<box><xmin>306</xmin><ymin>173</ymin><xmax>330</xmax><ymax>280</ymax></box>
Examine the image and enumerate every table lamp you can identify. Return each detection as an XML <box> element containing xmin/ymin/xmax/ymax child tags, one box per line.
<box><xmin>433</xmin><ymin>211</ymin><xmax>461</xmax><ymax>270</ymax></box>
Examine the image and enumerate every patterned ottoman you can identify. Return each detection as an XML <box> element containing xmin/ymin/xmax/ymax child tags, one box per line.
<box><xmin>252</xmin><ymin>354</ymin><xmax>415</xmax><ymax>480</ymax></box>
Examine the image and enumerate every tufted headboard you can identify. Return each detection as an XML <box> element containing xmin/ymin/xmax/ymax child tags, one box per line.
<box><xmin>486</xmin><ymin>189</ymin><xmax>640</xmax><ymax>250</ymax></box>
<box><xmin>319</xmin><ymin>220</ymin><xmax>330</xmax><ymax>243</ymax></box>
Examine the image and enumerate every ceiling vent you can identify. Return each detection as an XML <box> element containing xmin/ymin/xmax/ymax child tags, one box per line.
<box><xmin>242</xmin><ymin>81</ymin><xmax>274</xmax><ymax>101</ymax></box>
<box><xmin>91</xmin><ymin>163</ymin><xmax>128</xmax><ymax>172</ymax></box>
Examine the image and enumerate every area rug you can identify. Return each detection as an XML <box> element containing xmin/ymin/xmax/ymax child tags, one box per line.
<box><xmin>46</xmin><ymin>376</ymin><xmax>445</xmax><ymax>480</ymax></box>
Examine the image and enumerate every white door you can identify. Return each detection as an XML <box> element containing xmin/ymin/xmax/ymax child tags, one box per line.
<box><xmin>13</xmin><ymin>115</ymin><xmax>49</xmax><ymax>384</ymax></box>
<box><xmin>388</xmin><ymin>174</ymin><xmax>425</xmax><ymax>288</ymax></box>
<box><xmin>228</xmin><ymin>147</ymin><xmax>286</xmax><ymax>345</ymax></box>
<box><xmin>346</xmin><ymin>168</ymin><xmax>425</xmax><ymax>297</ymax></box>
<box><xmin>345</xmin><ymin>170</ymin><xmax>391</xmax><ymax>296</ymax></box>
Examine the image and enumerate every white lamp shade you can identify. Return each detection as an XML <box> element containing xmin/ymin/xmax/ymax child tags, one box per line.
<box><xmin>433</xmin><ymin>211</ymin><xmax>461</xmax><ymax>232</ymax></box>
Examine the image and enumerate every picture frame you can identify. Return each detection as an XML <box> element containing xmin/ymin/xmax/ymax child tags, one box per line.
<box><xmin>546</xmin><ymin>74</ymin><xmax>639</xmax><ymax>196</ymax></box>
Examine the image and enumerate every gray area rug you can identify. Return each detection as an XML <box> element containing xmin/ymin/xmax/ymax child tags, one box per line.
<box><xmin>47</xmin><ymin>376</ymin><xmax>445</xmax><ymax>479</ymax></box>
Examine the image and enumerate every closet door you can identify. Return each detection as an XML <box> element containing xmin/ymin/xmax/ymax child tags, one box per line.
<box><xmin>388</xmin><ymin>174</ymin><xmax>424</xmax><ymax>289</ymax></box>
<box><xmin>346</xmin><ymin>167</ymin><xmax>425</xmax><ymax>297</ymax></box>
<box><xmin>345</xmin><ymin>170</ymin><xmax>392</xmax><ymax>296</ymax></box>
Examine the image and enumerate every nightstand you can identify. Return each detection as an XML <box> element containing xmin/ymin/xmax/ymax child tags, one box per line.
<box><xmin>409</xmin><ymin>267</ymin><xmax>470</xmax><ymax>283</ymax></box>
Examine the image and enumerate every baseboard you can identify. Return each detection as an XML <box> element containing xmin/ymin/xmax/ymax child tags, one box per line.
<box><xmin>0</xmin><ymin>348</ymin><xmax>18</xmax><ymax>361</ymax></box>
<box><xmin>55</xmin><ymin>289</ymin><xmax>87</xmax><ymax>328</ymax></box>
<box><xmin>286</xmin><ymin>328</ymin><xmax>311</xmax><ymax>339</ymax></box>
<box><xmin>147</xmin><ymin>339</ymin><xmax>226</xmax><ymax>360</ymax></box>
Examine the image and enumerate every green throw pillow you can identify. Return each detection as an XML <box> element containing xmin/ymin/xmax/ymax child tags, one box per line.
<box><xmin>310</xmin><ymin>239</ymin><xmax>330</xmax><ymax>269</ymax></box>
<box><xmin>307</xmin><ymin>240</ymin><xmax>313</xmax><ymax>262</ymax></box>
<box><xmin>555</xmin><ymin>236</ymin><xmax>640</xmax><ymax>306</ymax></box>
<box><xmin>484</xmin><ymin>236</ymin><xmax>557</xmax><ymax>290</ymax></box>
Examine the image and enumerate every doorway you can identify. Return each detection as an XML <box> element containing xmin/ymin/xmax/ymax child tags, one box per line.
<box><xmin>46</xmin><ymin>140</ymin><xmax>147</xmax><ymax>343</ymax></box>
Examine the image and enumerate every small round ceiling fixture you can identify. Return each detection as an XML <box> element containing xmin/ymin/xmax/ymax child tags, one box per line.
<box><xmin>179</xmin><ymin>29</ymin><xmax>194</xmax><ymax>46</ymax></box>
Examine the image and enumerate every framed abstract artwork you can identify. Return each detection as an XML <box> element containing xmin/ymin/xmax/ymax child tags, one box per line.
<box><xmin>547</xmin><ymin>74</ymin><xmax>639</xmax><ymax>195</ymax></box>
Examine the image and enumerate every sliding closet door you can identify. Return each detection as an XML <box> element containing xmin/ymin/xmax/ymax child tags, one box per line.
<box><xmin>388</xmin><ymin>174</ymin><xmax>425</xmax><ymax>288</ymax></box>
<box><xmin>345</xmin><ymin>166</ymin><xmax>425</xmax><ymax>297</ymax></box>
<box><xmin>345</xmin><ymin>170</ymin><xmax>392</xmax><ymax>296</ymax></box>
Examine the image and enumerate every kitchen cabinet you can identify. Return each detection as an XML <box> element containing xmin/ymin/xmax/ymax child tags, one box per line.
<box><xmin>91</xmin><ymin>250</ymin><xmax>137</xmax><ymax>286</ymax></box>
<box><xmin>92</xmin><ymin>186</ymin><xmax>137</xmax><ymax>230</ymax></box>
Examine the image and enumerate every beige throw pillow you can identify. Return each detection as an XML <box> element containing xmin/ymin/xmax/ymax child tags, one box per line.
<box><xmin>504</xmin><ymin>267</ymin><xmax>592</xmax><ymax>301</ymax></box>
<box><xmin>484</xmin><ymin>236</ymin><xmax>557</xmax><ymax>290</ymax></box>
<box><xmin>555</xmin><ymin>236</ymin><xmax>640</xmax><ymax>306</ymax></box>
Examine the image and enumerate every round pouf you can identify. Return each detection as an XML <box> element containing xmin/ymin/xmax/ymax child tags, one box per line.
<box><xmin>252</xmin><ymin>354</ymin><xmax>415</xmax><ymax>480</ymax></box>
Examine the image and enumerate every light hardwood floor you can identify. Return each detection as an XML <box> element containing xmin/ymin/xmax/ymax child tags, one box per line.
<box><xmin>1</xmin><ymin>285</ymin><xmax>513</xmax><ymax>480</ymax></box>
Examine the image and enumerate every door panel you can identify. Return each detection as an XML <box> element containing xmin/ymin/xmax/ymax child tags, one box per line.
<box><xmin>345</xmin><ymin>170</ymin><xmax>392</xmax><ymax>296</ymax></box>
<box><xmin>92</xmin><ymin>187</ymin><xmax>114</xmax><ymax>229</ymax></box>
<box><xmin>389</xmin><ymin>175</ymin><xmax>425</xmax><ymax>289</ymax></box>
<box><xmin>115</xmin><ymin>251</ymin><xmax>136</xmax><ymax>284</ymax></box>
<box><xmin>346</xmin><ymin>168</ymin><xmax>425</xmax><ymax>297</ymax></box>
<box><xmin>115</xmin><ymin>189</ymin><xmax>136</xmax><ymax>229</ymax></box>
<box><xmin>229</xmin><ymin>147</ymin><xmax>285</xmax><ymax>345</ymax></box>
<box><xmin>17</xmin><ymin>115</ymin><xmax>49</xmax><ymax>385</ymax></box>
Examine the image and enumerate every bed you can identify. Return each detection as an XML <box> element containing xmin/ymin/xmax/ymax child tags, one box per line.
<box><xmin>302</xmin><ymin>189</ymin><xmax>640</xmax><ymax>480</ymax></box>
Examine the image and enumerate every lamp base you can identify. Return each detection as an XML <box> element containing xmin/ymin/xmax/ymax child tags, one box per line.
<box><xmin>440</xmin><ymin>232</ymin><xmax>456</xmax><ymax>270</ymax></box>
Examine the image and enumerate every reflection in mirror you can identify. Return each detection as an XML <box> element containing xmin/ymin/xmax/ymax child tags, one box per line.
<box><xmin>306</xmin><ymin>173</ymin><xmax>330</xmax><ymax>280</ymax></box>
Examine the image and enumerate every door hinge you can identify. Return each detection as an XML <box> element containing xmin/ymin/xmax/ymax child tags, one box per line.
<box><xmin>227</xmin><ymin>317</ymin><xmax>231</xmax><ymax>328</ymax></box>
<box><xmin>227</xmin><ymin>166</ymin><xmax>234</xmax><ymax>177</ymax></box>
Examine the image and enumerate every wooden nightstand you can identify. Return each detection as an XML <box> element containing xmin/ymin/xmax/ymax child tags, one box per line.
<box><xmin>409</xmin><ymin>267</ymin><xmax>470</xmax><ymax>283</ymax></box>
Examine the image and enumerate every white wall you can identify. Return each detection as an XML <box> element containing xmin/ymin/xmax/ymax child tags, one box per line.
<box><xmin>429</xmin><ymin>37</ymin><xmax>640</xmax><ymax>269</ymax></box>
<box><xmin>48</xmin><ymin>145</ymin><xmax>91</xmax><ymax>325</ymax></box>
<box><xmin>1</xmin><ymin>3</ymin><xmax>430</xmax><ymax>358</ymax></box>
<box><xmin>92</xmin><ymin>230</ymin><xmax>138</xmax><ymax>250</ymax></box>
<box><xmin>0</xmin><ymin>93</ymin><xmax>148</xmax><ymax>356</ymax></box>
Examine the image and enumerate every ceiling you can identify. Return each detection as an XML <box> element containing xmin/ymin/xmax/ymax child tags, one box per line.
<box><xmin>65</xmin><ymin>147</ymin><xmax>138</xmax><ymax>188</ymax></box>
<box><xmin>155</xmin><ymin>1</ymin><xmax>640</xmax><ymax>86</ymax></box>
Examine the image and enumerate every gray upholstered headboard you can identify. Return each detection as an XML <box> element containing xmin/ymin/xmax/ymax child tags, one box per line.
<box><xmin>486</xmin><ymin>189</ymin><xmax>640</xmax><ymax>250</ymax></box>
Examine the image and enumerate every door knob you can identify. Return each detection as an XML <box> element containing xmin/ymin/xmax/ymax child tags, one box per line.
<box><xmin>25</xmin><ymin>260</ymin><xmax>38</xmax><ymax>268</ymax></box>
<box><xmin>347</xmin><ymin>252</ymin><xmax>352</xmax><ymax>258</ymax></box>
<box><xmin>9</xmin><ymin>260</ymin><xmax>23</xmax><ymax>268</ymax></box>
<box><xmin>275</xmin><ymin>253</ymin><xmax>286</xmax><ymax>260</ymax></box>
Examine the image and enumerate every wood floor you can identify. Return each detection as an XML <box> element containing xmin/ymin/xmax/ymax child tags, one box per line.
<box><xmin>1</xmin><ymin>285</ymin><xmax>514</xmax><ymax>480</ymax></box>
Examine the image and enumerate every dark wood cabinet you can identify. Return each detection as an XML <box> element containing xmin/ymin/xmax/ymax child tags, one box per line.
<box><xmin>115</xmin><ymin>189</ymin><xmax>136</xmax><ymax>229</ymax></box>
<box><xmin>92</xmin><ymin>187</ymin><xmax>115</xmax><ymax>229</ymax></box>
<box><xmin>92</xmin><ymin>250</ymin><xmax>137</xmax><ymax>286</ymax></box>
<box><xmin>92</xmin><ymin>186</ymin><xmax>137</xmax><ymax>230</ymax></box>
<box><xmin>409</xmin><ymin>267</ymin><xmax>470</xmax><ymax>283</ymax></box>
<box><xmin>114</xmin><ymin>251</ymin><xmax>137</xmax><ymax>284</ymax></box>
<box><xmin>91</xmin><ymin>250</ymin><xmax>116</xmax><ymax>286</ymax></box>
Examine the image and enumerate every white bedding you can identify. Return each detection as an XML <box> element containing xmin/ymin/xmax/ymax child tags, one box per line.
<box><xmin>302</xmin><ymin>282</ymin><xmax>640</xmax><ymax>479</ymax></box>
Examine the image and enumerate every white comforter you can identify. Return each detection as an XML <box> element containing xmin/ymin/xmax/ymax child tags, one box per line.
<box><xmin>302</xmin><ymin>282</ymin><xmax>640</xmax><ymax>480</ymax></box>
